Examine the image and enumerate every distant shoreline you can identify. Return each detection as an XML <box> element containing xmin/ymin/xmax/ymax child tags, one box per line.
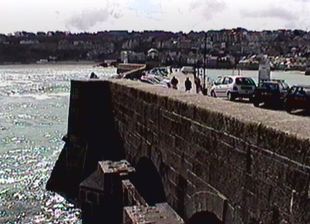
<box><xmin>0</xmin><ymin>60</ymin><xmax>98</xmax><ymax>66</ymax></box>
<box><xmin>0</xmin><ymin>62</ymin><xmax>306</xmax><ymax>74</ymax></box>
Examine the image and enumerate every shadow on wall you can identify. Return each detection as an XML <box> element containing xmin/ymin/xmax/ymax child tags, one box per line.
<box><xmin>131</xmin><ymin>157</ymin><xmax>166</xmax><ymax>205</ymax></box>
<box><xmin>186</xmin><ymin>211</ymin><xmax>223</xmax><ymax>224</ymax></box>
<box><xmin>46</xmin><ymin>81</ymin><xmax>125</xmax><ymax>200</ymax></box>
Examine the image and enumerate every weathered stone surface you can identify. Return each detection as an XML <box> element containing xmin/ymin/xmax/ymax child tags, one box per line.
<box><xmin>122</xmin><ymin>180</ymin><xmax>147</xmax><ymax>207</ymax></box>
<box><xmin>107</xmin><ymin>79</ymin><xmax>310</xmax><ymax>223</ymax></box>
<box><xmin>79</xmin><ymin>160</ymin><xmax>135</xmax><ymax>223</ymax></box>
<box><xmin>123</xmin><ymin>203</ymin><xmax>184</xmax><ymax>224</ymax></box>
<box><xmin>49</xmin><ymin>79</ymin><xmax>310</xmax><ymax>223</ymax></box>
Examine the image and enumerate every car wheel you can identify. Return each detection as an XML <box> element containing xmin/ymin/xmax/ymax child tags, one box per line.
<box><xmin>227</xmin><ymin>92</ymin><xmax>235</xmax><ymax>101</ymax></box>
<box><xmin>211</xmin><ymin>91</ymin><xmax>216</xmax><ymax>97</ymax></box>
<box><xmin>253</xmin><ymin>100</ymin><xmax>260</xmax><ymax>107</ymax></box>
<box><xmin>249</xmin><ymin>96</ymin><xmax>255</xmax><ymax>103</ymax></box>
<box><xmin>285</xmin><ymin>104</ymin><xmax>292</xmax><ymax>113</ymax></box>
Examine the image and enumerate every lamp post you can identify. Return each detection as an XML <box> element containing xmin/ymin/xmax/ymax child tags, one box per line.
<box><xmin>202</xmin><ymin>32</ymin><xmax>208</xmax><ymax>95</ymax></box>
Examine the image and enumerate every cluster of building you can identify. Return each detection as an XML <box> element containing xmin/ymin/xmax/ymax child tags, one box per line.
<box><xmin>0</xmin><ymin>29</ymin><xmax>309</xmax><ymax>70</ymax></box>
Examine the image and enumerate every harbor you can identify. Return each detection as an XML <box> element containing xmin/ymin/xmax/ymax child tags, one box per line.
<box><xmin>0</xmin><ymin>63</ymin><xmax>310</xmax><ymax>223</ymax></box>
<box><xmin>1</xmin><ymin>0</ymin><xmax>310</xmax><ymax>222</ymax></box>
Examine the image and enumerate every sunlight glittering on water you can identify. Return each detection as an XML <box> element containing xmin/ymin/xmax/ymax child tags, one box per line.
<box><xmin>0</xmin><ymin>64</ymin><xmax>115</xmax><ymax>223</ymax></box>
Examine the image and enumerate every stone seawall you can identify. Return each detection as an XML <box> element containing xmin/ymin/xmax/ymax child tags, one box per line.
<box><xmin>108</xmin><ymin>80</ymin><xmax>310</xmax><ymax>223</ymax></box>
<box><xmin>47</xmin><ymin>79</ymin><xmax>310</xmax><ymax>223</ymax></box>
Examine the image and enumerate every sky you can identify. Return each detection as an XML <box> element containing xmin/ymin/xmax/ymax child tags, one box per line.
<box><xmin>0</xmin><ymin>0</ymin><xmax>310</xmax><ymax>34</ymax></box>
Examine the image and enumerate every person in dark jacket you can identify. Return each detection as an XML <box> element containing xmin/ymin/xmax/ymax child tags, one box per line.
<box><xmin>171</xmin><ymin>76</ymin><xmax>179</xmax><ymax>89</ymax></box>
<box><xmin>185</xmin><ymin>77</ymin><xmax>192</xmax><ymax>92</ymax></box>
<box><xmin>90</xmin><ymin>72</ymin><xmax>98</xmax><ymax>79</ymax></box>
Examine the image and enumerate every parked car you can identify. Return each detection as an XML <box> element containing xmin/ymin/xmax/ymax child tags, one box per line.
<box><xmin>181</xmin><ymin>66</ymin><xmax>194</xmax><ymax>74</ymax></box>
<box><xmin>210</xmin><ymin>75</ymin><xmax>256</xmax><ymax>101</ymax></box>
<box><xmin>252</xmin><ymin>80</ymin><xmax>289</xmax><ymax>107</ymax></box>
<box><xmin>284</xmin><ymin>85</ymin><xmax>310</xmax><ymax>113</ymax></box>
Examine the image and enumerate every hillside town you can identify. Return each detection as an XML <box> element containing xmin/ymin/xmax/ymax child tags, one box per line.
<box><xmin>0</xmin><ymin>28</ymin><xmax>310</xmax><ymax>70</ymax></box>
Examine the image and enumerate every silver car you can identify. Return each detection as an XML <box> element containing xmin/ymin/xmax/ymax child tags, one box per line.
<box><xmin>210</xmin><ymin>75</ymin><xmax>256</xmax><ymax>101</ymax></box>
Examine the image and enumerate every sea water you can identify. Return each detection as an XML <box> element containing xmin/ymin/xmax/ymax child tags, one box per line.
<box><xmin>1</xmin><ymin>64</ymin><xmax>310</xmax><ymax>223</ymax></box>
<box><xmin>0</xmin><ymin>64</ymin><xmax>115</xmax><ymax>223</ymax></box>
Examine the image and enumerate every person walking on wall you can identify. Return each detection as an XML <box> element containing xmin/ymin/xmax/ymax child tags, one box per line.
<box><xmin>90</xmin><ymin>72</ymin><xmax>98</xmax><ymax>79</ymax></box>
<box><xmin>185</xmin><ymin>77</ymin><xmax>192</xmax><ymax>92</ymax></box>
<box><xmin>171</xmin><ymin>76</ymin><xmax>179</xmax><ymax>89</ymax></box>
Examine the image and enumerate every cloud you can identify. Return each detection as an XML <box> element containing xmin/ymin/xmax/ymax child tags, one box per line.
<box><xmin>285</xmin><ymin>21</ymin><xmax>298</xmax><ymax>29</ymax></box>
<box><xmin>189</xmin><ymin>1</ymin><xmax>200</xmax><ymax>10</ymax></box>
<box><xmin>128</xmin><ymin>0</ymin><xmax>163</xmax><ymax>19</ymax></box>
<box><xmin>190</xmin><ymin>0</ymin><xmax>226</xmax><ymax>20</ymax></box>
<box><xmin>241</xmin><ymin>7</ymin><xmax>297</xmax><ymax>21</ymax></box>
<box><xmin>66</xmin><ymin>7</ymin><xmax>122</xmax><ymax>31</ymax></box>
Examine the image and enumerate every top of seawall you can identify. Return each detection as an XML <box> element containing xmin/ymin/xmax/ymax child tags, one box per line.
<box><xmin>71</xmin><ymin>79</ymin><xmax>310</xmax><ymax>167</ymax></box>
<box><xmin>107</xmin><ymin>79</ymin><xmax>310</xmax><ymax>139</ymax></box>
